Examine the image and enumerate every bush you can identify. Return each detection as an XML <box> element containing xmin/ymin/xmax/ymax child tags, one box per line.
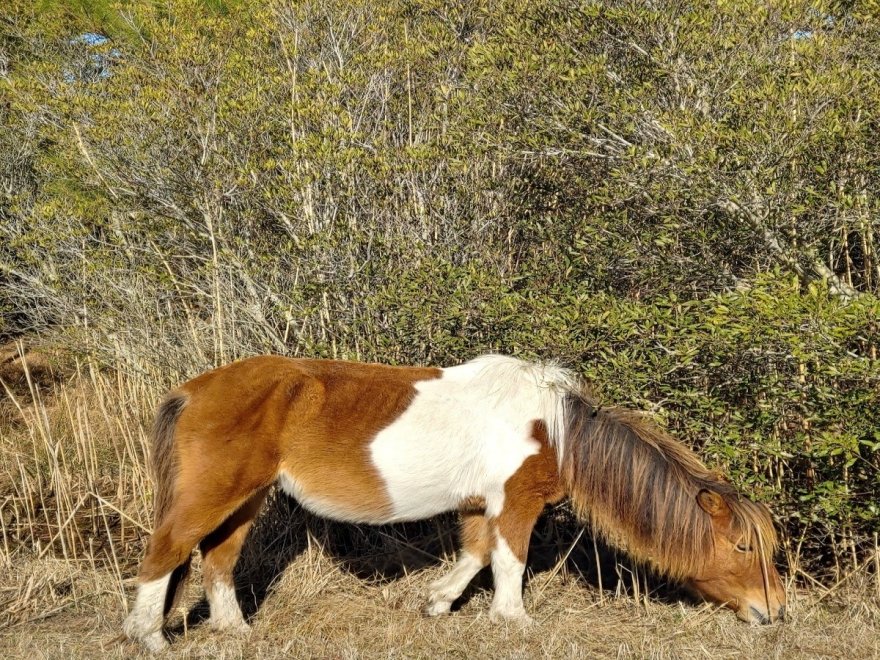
<box><xmin>1</xmin><ymin>0</ymin><xmax>878</xmax><ymax>572</ymax></box>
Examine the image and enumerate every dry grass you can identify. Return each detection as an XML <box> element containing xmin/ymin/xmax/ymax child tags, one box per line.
<box><xmin>1</xmin><ymin>343</ymin><xmax>879</xmax><ymax>659</ymax></box>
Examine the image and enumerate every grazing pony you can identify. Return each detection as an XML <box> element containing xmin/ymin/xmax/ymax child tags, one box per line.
<box><xmin>124</xmin><ymin>355</ymin><xmax>785</xmax><ymax>651</ymax></box>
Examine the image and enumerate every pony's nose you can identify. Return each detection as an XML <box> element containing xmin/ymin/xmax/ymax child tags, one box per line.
<box><xmin>748</xmin><ymin>606</ymin><xmax>770</xmax><ymax>625</ymax></box>
<box><xmin>777</xmin><ymin>605</ymin><xmax>786</xmax><ymax>621</ymax></box>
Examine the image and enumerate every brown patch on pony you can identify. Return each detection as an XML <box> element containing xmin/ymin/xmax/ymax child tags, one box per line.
<box><xmin>139</xmin><ymin>356</ymin><xmax>443</xmax><ymax>585</ymax></box>
<box><xmin>459</xmin><ymin>512</ymin><xmax>493</xmax><ymax>564</ymax></box>
<box><xmin>497</xmin><ymin>421</ymin><xmax>566</xmax><ymax>562</ymax></box>
<box><xmin>560</xmin><ymin>390</ymin><xmax>778</xmax><ymax>581</ymax></box>
<box><xmin>274</xmin><ymin>358</ymin><xmax>442</xmax><ymax>521</ymax></box>
<box><xmin>178</xmin><ymin>357</ymin><xmax>442</xmax><ymax>522</ymax></box>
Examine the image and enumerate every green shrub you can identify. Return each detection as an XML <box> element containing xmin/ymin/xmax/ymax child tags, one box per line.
<box><xmin>1</xmin><ymin>0</ymin><xmax>877</xmax><ymax>572</ymax></box>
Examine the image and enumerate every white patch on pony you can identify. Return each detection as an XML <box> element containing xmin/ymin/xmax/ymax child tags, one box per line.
<box><xmin>122</xmin><ymin>573</ymin><xmax>171</xmax><ymax>652</ymax></box>
<box><xmin>277</xmin><ymin>471</ymin><xmax>362</xmax><ymax>521</ymax></box>
<box><xmin>488</xmin><ymin>534</ymin><xmax>532</xmax><ymax>624</ymax></box>
<box><xmin>424</xmin><ymin>551</ymin><xmax>486</xmax><ymax>616</ymax></box>
<box><xmin>371</xmin><ymin>355</ymin><xmax>570</xmax><ymax>520</ymax></box>
<box><xmin>207</xmin><ymin>581</ymin><xmax>249</xmax><ymax>632</ymax></box>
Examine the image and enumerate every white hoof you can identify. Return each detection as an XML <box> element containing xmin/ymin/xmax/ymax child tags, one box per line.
<box><xmin>207</xmin><ymin>582</ymin><xmax>249</xmax><ymax>634</ymax></box>
<box><xmin>142</xmin><ymin>631</ymin><xmax>171</xmax><ymax>653</ymax></box>
<box><xmin>423</xmin><ymin>600</ymin><xmax>453</xmax><ymax>617</ymax></box>
<box><xmin>211</xmin><ymin>618</ymin><xmax>251</xmax><ymax>636</ymax></box>
<box><xmin>123</xmin><ymin>613</ymin><xmax>168</xmax><ymax>653</ymax></box>
<box><xmin>488</xmin><ymin>608</ymin><xmax>534</xmax><ymax>626</ymax></box>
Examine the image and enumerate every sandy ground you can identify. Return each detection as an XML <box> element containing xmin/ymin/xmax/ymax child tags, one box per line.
<box><xmin>2</xmin><ymin>526</ymin><xmax>878</xmax><ymax>660</ymax></box>
<box><xmin>1</xmin><ymin>349</ymin><xmax>877</xmax><ymax>659</ymax></box>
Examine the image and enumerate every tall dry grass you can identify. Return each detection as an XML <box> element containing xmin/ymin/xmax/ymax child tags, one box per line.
<box><xmin>1</xmin><ymin>341</ymin><xmax>879</xmax><ymax>658</ymax></box>
<box><xmin>0</xmin><ymin>343</ymin><xmax>155</xmax><ymax>624</ymax></box>
<box><xmin>3</xmin><ymin>0</ymin><xmax>879</xmax><ymax>578</ymax></box>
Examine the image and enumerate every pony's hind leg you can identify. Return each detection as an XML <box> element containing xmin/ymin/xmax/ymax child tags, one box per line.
<box><xmin>124</xmin><ymin>522</ymin><xmax>200</xmax><ymax>652</ymax></box>
<box><xmin>124</xmin><ymin>479</ymin><xmax>270</xmax><ymax>649</ymax></box>
<box><xmin>123</xmin><ymin>571</ymin><xmax>177</xmax><ymax>652</ymax></box>
<box><xmin>123</xmin><ymin>512</ymin><xmax>205</xmax><ymax>653</ymax></box>
<box><xmin>200</xmin><ymin>487</ymin><xmax>269</xmax><ymax>633</ymax></box>
<box><xmin>425</xmin><ymin>512</ymin><xmax>493</xmax><ymax>616</ymax></box>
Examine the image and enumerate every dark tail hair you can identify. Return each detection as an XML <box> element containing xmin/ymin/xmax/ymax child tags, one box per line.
<box><xmin>150</xmin><ymin>392</ymin><xmax>190</xmax><ymax>617</ymax></box>
<box><xmin>152</xmin><ymin>392</ymin><xmax>187</xmax><ymax>526</ymax></box>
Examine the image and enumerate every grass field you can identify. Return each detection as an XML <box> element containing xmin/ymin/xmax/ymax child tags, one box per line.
<box><xmin>1</xmin><ymin>344</ymin><xmax>879</xmax><ymax>658</ymax></box>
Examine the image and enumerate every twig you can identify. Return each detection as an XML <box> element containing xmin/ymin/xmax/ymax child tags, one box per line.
<box><xmin>37</xmin><ymin>494</ymin><xmax>88</xmax><ymax>559</ymax></box>
<box><xmin>808</xmin><ymin>553</ymin><xmax>876</xmax><ymax>607</ymax></box>
<box><xmin>90</xmin><ymin>493</ymin><xmax>151</xmax><ymax>534</ymax></box>
<box><xmin>2</xmin><ymin>602</ymin><xmax>72</xmax><ymax>630</ymax></box>
<box><xmin>374</xmin><ymin>529</ymin><xmax>444</xmax><ymax>564</ymax></box>
<box><xmin>795</xmin><ymin>567</ymin><xmax>830</xmax><ymax>595</ymax></box>
<box><xmin>531</xmin><ymin>527</ymin><xmax>585</xmax><ymax>607</ymax></box>
<box><xmin>72</xmin><ymin>124</ymin><xmax>119</xmax><ymax>201</ymax></box>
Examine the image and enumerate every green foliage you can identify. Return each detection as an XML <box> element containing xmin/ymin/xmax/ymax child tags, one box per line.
<box><xmin>1</xmin><ymin>0</ymin><xmax>878</xmax><ymax>571</ymax></box>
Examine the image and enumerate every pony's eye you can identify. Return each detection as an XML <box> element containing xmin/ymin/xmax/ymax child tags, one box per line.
<box><xmin>735</xmin><ymin>542</ymin><xmax>752</xmax><ymax>553</ymax></box>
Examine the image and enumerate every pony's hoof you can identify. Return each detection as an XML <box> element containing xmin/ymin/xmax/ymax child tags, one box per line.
<box><xmin>488</xmin><ymin>609</ymin><xmax>534</xmax><ymax>627</ymax></box>
<box><xmin>123</xmin><ymin>619</ymin><xmax>169</xmax><ymax>653</ymax></box>
<box><xmin>211</xmin><ymin>619</ymin><xmax>252</xmax><ymax>636</ymax></box>
<box><xmin>128</xmin><ymin>630</ymin><xmax>169</xmax><ymax>653</ymax></box>
<box><xmin>423</xmin><ymin>600</ymin><xmax>452</xmax><ymax>617</ymax></box>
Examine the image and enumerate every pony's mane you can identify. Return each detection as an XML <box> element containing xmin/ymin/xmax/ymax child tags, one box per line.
<box><xmin>559</xmin><ymin>387</ymin><xmax>778</xmax><ymax>581</ymax></box>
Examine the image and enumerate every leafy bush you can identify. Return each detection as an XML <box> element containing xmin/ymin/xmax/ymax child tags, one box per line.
<box><xmin>1</xmin><ymin>0</ymin><xmax>878</xmax><ymax>573</ymax></box>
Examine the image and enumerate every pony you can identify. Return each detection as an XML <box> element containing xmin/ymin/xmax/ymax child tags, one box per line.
<box><xmin>123</xmin><ymin>354</ymin><xmax>785</xmax><ymax>651</ymax></box>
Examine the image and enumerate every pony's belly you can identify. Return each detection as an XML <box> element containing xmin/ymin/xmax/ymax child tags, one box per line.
<box><xmin>276</xmin><ymin>470</ymin><xmax>395</xmax><ymax>524</ymax></box>
<box><xmin>276</xmin><ymin>468</ymin><xmax>458</xmax><ymax>524</ymax></box>
<box><xmin>371</xmin><ymin>476</ymin><xmax>466</xmax><ymax>522</ymax></box>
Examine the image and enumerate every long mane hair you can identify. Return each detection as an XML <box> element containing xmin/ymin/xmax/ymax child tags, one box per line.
<box><xmin>558</xmin><ymin>386</ymin><xmax>778</xmax><ymax>581</ymax></box>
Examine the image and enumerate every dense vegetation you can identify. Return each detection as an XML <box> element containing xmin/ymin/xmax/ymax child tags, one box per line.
<box><xmin>1</xmin><ymin>0</ymin><xmax>878</xmax><ymax>575</ymax></box>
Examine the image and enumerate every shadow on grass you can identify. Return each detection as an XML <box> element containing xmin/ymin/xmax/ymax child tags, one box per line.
<box><xmin>169</xmin><ymin>490</ymin><xmax>696</xmax><ymax>636</ymax></box>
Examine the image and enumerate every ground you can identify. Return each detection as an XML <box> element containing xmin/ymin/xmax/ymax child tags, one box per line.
<box><xmin>1</xmin><ymin>512</ymin><xmax>878</xmax><ymax>659</ymax></box>
<box><xmin>0</xmin><ymin>345</ymin><xmax>878</xmax><ymax>658</ymax></box>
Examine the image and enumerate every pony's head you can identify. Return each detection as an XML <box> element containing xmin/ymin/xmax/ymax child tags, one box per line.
<box><xmin>559</xmin><ymin>390</ymin><xmax>787</xmax><ymax>625</ymax></box>
<box><xmin>685</xmin><ymin>489</ymin><xmax>785</xmax><ymax>624</ymax></box>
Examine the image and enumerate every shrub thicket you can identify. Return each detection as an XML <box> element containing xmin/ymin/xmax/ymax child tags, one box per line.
<box><xmin>1</xmin><ymin>0</ymin><xmax>878</xmax><ymax>573</ymax></box>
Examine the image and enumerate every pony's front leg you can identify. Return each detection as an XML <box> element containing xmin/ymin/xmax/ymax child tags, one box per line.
<box><xmin>425</xmin><ymin>513</ymin><xmax>491</xmax><ymax>616</ymax></box>
<box><xmin>488</xmin><ymin>498</ymin><xmax>544</xmax><ymax>625</ymax></box>
<box><xmin>488</xmin><ymin>534</ymin><xmax>531</xmax><ymax>624</ymax></box>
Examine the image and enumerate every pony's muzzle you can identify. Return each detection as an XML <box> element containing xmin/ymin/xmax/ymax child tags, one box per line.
<box><xmin>741</xmin><ymin>604</ymin><xmax>785</xmax><ymax>625</ymax></box>
<box><xmin>748</xmin><ymin>606</ymin><xmax>770</xmax><ymax>625</ymax></box>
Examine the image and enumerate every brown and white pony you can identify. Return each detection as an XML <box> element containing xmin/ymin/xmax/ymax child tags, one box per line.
<box><xmin>123</xmin><ymin>355</ymin><xmax>785</xmax><ymax>651</ymax></box>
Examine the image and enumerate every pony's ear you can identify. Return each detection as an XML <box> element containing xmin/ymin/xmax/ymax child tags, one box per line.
<box><xmin>697</xmin><ymin>489</ymin><xmax>728</xmax><ymax>517</ymax></box>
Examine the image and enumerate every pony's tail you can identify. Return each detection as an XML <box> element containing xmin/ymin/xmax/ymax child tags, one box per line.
<box><xmin>149</xmin><ymin>392</ymin><xmax>190</xmax><ymax>617</ymax></box>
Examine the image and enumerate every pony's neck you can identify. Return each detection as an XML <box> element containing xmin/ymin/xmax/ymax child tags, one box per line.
<box><xmin>559</xmin><ymin>391</ymin><xmax>724</xmax><ymax>580</ymax></box>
